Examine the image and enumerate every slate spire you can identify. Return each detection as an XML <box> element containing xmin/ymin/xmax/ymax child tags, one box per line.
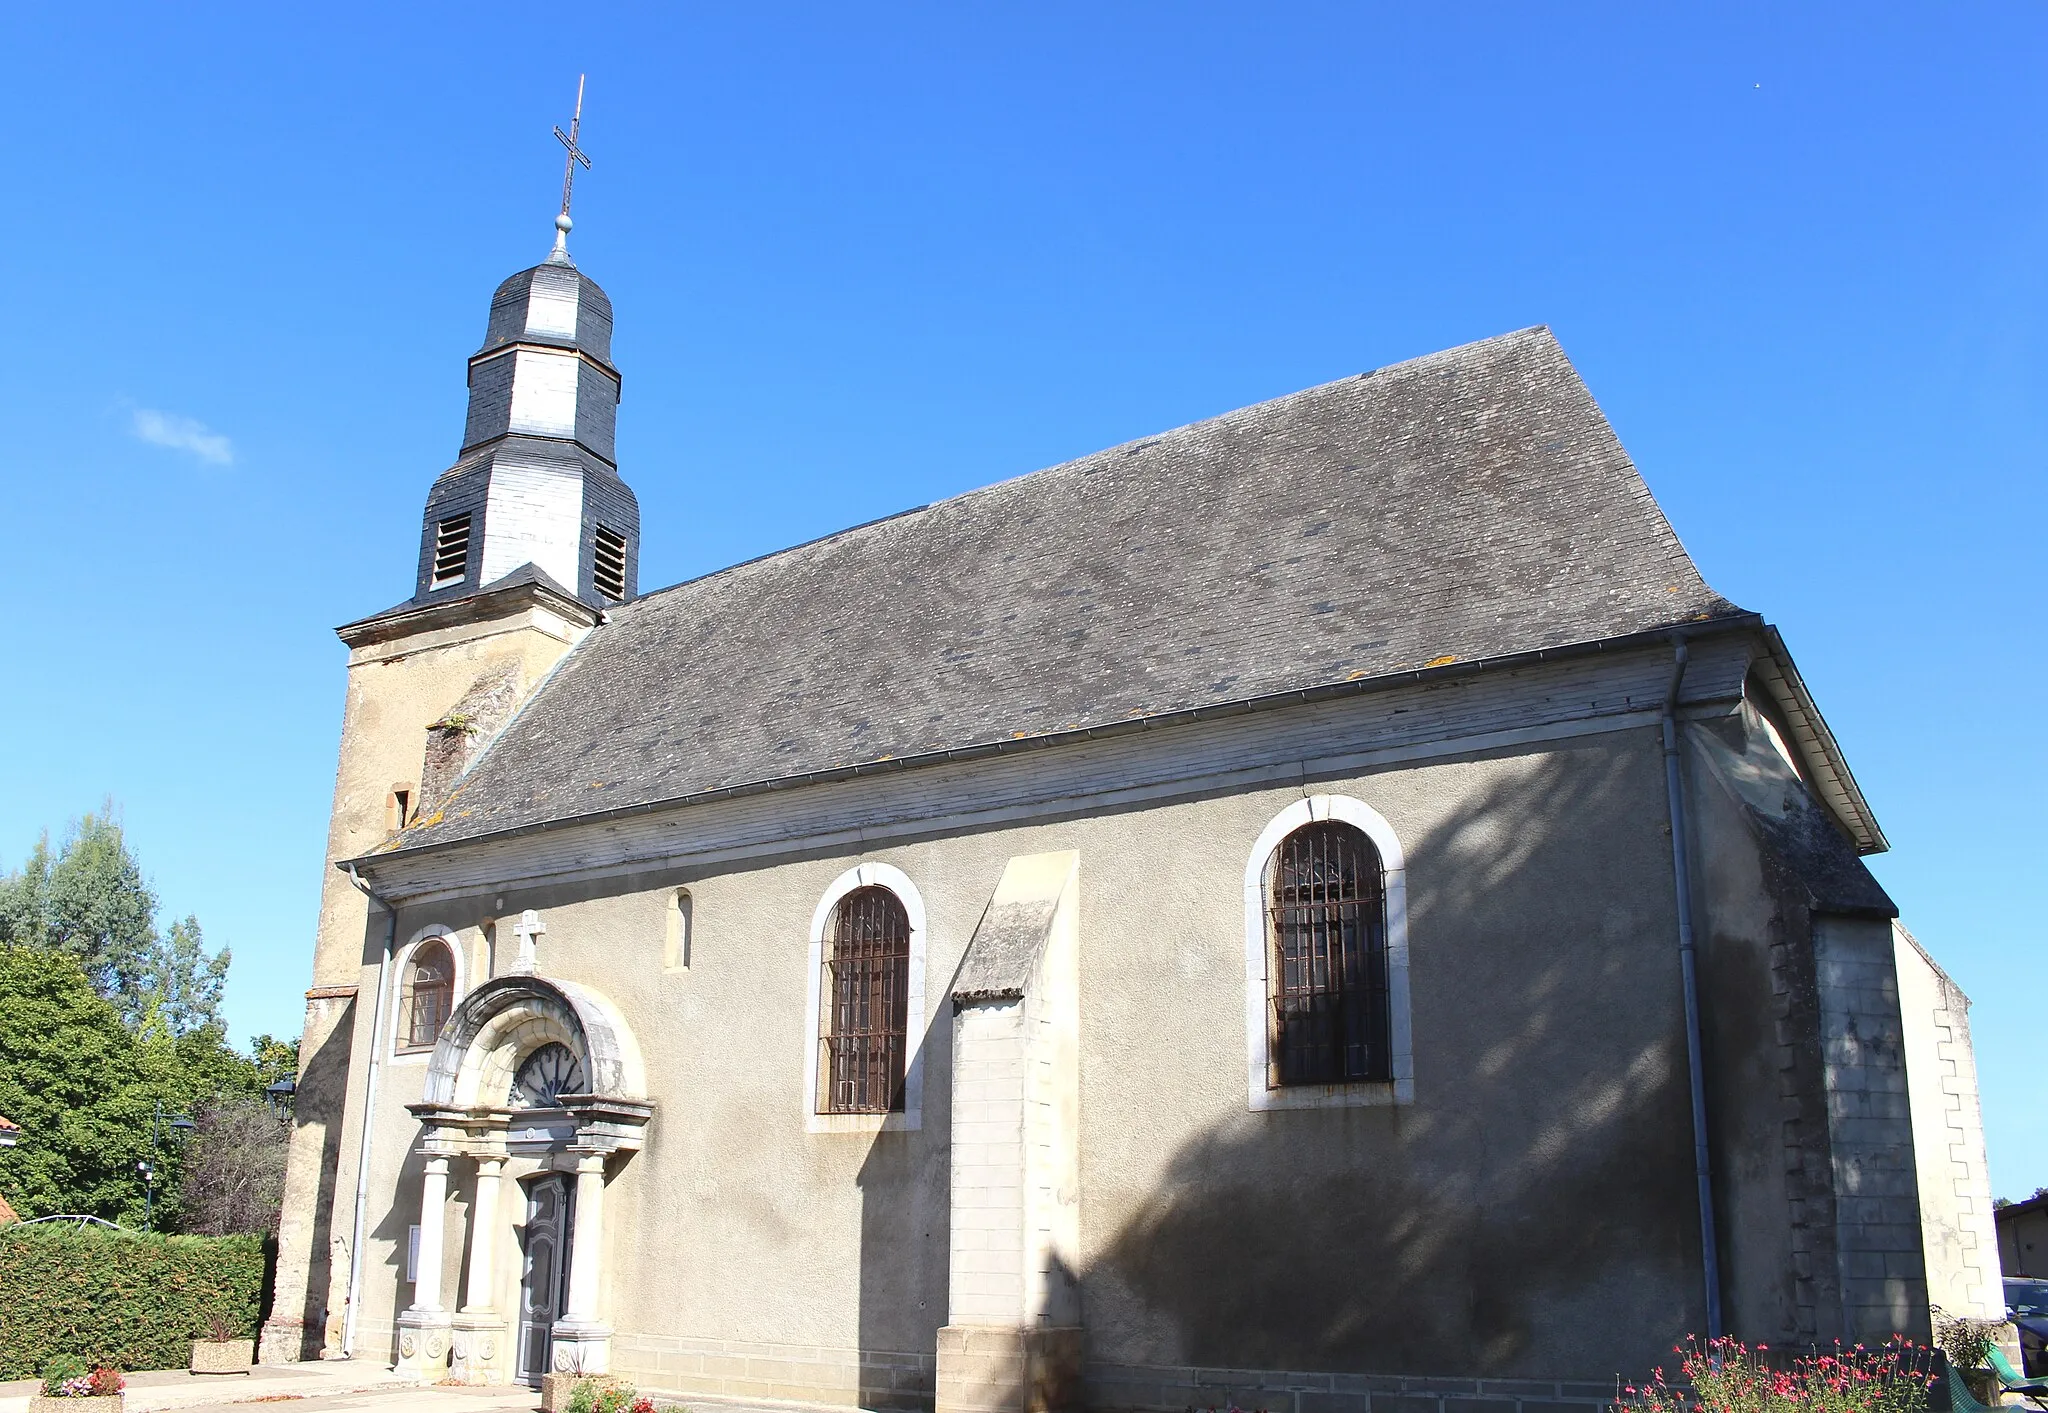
<box><xmin>406</xmin><ymin>92</ymin><xmax>638</xmax><ymax>611</ymax></box>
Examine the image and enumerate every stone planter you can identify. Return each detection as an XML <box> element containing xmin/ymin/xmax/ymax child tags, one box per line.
<box><xmin>1961</xmin><ymin>1367</ymin><xmax>2001</xmax><ymax>1406</ymax></box>
<box><xmin>190</xmin><ymin>1338</ymin><xmax>256</xmax><ymax>1374</ymax></box>
<box><xmin>29</xmin><ymin>1397</ymin><xmax>123</xmax><ymax>1413</ymax></box>
<box><xmin>540</xmin><ymin>1373</ymin><xmax>621</xmax><ymax>1413</ymax></box>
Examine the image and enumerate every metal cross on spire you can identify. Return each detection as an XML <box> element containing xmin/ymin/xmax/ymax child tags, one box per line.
<box><xmin>549</xmin><ymin>74</ymin><xmax>593</xmax><ymax>261</ymax></box>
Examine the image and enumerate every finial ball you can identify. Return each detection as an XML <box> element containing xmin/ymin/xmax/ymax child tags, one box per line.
<box><xmin>555</xmin><ymin>212</ymin><xmax>574</xmax><ymax>234</ymax></box>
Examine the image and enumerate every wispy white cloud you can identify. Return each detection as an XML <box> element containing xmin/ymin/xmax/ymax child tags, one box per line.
<box><xmin>131</xmin><ymin>407</ymin><xmax>234</xmax><ymax>467</ymax></box>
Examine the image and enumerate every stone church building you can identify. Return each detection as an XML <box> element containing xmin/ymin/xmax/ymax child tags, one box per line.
<box><xmin>263</xmin><ymin>222</ymin><xmax>2001</xmax><ymax>1413</ymax></box>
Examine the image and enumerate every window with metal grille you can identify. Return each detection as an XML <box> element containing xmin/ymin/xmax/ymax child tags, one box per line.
<box><xmin>399</xmin><ymin>939</ymin><xmax>455</xmax><ymax>1052</ymax></box>
<box><xmin>432</xmin><ymin>514</ymin><xmax>471</xmax><ymax>587</ymax></box>
<box><xmin>820</xmin><ymin>886</ymin><xmax>910</xmax><ymax>1113</ymax></box>
<box><xmin>592</xmin><ymin>524</ymin><xmax>627</xmax><ymax>601</ymax></box>
<box><xmin>1268</xmin><ymin>821</ymin><xmax>1391</xmax><ymax>1085</ymax></box>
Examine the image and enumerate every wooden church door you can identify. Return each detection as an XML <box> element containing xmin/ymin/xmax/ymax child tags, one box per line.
<box><xmin>516</xmin><ymin>1175</ymin><xmax>574</xmax><ymax>1385</ymax></box>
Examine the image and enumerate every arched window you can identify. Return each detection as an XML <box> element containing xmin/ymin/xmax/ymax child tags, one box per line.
<box><xmin>509</xmin><ymin>1042</ymin><xmax>586</xmax><ymax>1109</ymax></box>
<box><xmin>1268</xmin><ymin>821</ymin><xmax>1391</xmax><ymax>1085</ymax></box>
<box><xmin>399</xmin><ymin>938</ymin><xmax>456</xmax><ymax>1052</ymax></box>
<box><xmin>820</xmin><ymin>885</ymin><xmax>911</xmax><ymax>1114</ymax></box>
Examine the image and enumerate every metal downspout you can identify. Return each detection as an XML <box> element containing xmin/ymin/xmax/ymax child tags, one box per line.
<box><xmin>1663</xmin><ymin>637</ymin><xmax>1724</xmax><ymax>1338</ymax></box>
<box><xmin>341</xmin><ymin>863</ymin><xmax>398</xmax><ymax>1360</ymax></box>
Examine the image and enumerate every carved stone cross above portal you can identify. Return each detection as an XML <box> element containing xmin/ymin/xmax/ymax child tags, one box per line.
<box><xmin>510</xmin><ymin>910</ymin><xmax>546</xmax><ymax>976</ymax></box>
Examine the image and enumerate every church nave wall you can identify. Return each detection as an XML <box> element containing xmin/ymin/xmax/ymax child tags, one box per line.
<box><xmin>324</xmin><ymin>719</ymin><xmax>1726</xmax><ymax>1391</ymax></box>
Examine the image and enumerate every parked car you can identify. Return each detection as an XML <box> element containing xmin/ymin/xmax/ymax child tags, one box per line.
<box><xmin>2008</xmin><ymin>1277</ymin><xmax>2048</xmax><ymax>1377</ymax></box>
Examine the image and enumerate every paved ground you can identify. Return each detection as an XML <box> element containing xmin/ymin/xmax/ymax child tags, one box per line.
<box><xmin>0</xmin><ymin>1362</ymin><xmax>421</xmax><ymax>1413</ymax></box>
<box><xmin>0</xmin><ymin>1367</ymin><xmax>803</xmax><ymax>1413</ymax></box>
<box><xmin>156</xmin><ymin>1387</ymin><xmax>543</xmax><ymax>1413</ymax></box>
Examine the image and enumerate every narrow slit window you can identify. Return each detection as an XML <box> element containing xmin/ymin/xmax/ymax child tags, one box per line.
<box><xmin>1268</xmin><ymin>821</ymin><xmax>1392</xmax><ymax>1086</ymax></box>
<box><xmin>592</xmin><ymin>525</ymin><xmax>627</xmax><ymax>601</ymax></box>
<box><xmin>821</xmin><ymin>886</ymin><xmax>910</xmax><ymax>1114</ymax></box>
<box><xmin>432</xmin><ymin>514</ymin><xmax>472</xmax><ymax>588</ymax></box>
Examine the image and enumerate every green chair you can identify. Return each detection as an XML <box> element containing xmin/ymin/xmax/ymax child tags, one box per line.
<box><xmin>1988</xmin><ymin>1347</ymin><xmax>2048</xmax><ymax>1406</ymax></box>
<box><xmin>1950</xmin><ymin>1364</ymin><xmax>1993</xmax><ymax>1413</ymax></box>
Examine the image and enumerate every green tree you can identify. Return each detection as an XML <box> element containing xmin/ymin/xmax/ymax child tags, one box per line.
<box><xmin>0</xmin><ymin>949</ymin><xmax>276</xmax><ymax>1227</ymax></box>
<box><xmin>138</xmin><ymin>915</ymin><xmax>231</xmax><ymax>1035</ymax></box>
<box><xmin>0</xmin><ymin>947</ymin><xmax>151</xmax><ymax>1221</ymax></box>
<box><xmin>0</xmin><ymin>808</ymin><xmax>230</xmax><ymax>1033</ymax></box>
<box><xmin>178</xmin><ymin>1095</ymin><xmax>289</xmax><ymax>1235</ymax></box>
<box><xmin>0</xmin><ymin>835</ymin><xmax>52</xmax><ymax>949</ymax></box>
<box><xmin>248</xmin><ymin>1034</ymin><xmax>301</xmax><ymax>1089</ymax></box>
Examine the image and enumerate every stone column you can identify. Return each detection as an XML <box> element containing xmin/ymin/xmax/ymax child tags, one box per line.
<box><xmin>414</xmin><ymin>1157</ymin><xmax>450</xmax><ymax>1310</ymax></box>
<box><xmin>463</xmin><ymin>1155</ymin><xmax>504</xmax><ymax>1311</ymax></box>
<box><xmin>549</xmin><ymin>1151</ymin><xmax>613</xmax><ymax>1375</ymax></box>
<box><xmin>450</xmin><ymin>1154</ymin><xmax>510</xmax><ymax>1384</ymax></box>
<box><xmin>394</xmin><ymin>1148</ymin><xmax>455</xmax><ymax>1382</ymax></box>
<box><xmin>937</xmin><ymin>852</ymin><xmax>1082</xmax><ymax>1413</ymax></box>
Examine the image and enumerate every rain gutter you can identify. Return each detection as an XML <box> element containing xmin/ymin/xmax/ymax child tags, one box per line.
<box><xmin>1663</xmin><ymin>635</ymin><xmax>1723</xmax><ymax>1339</ymax></box>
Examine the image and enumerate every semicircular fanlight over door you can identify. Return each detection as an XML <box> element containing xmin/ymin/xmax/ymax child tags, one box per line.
<box><xmin>509</xmin><ymin>1042</ymin><xmax>587</xmax><ymax>1109</ymax></box>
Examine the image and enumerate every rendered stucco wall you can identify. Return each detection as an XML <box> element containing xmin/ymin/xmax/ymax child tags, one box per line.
<box><xmin>327</xmin><ymin>726</ymin><xmax>1710</xmax><ymax>1394</ymax></box>
<box><xmin>1684</xmin><ymin>699</ymin><xmax>1933</xmax><ymax>1350</ymax></box>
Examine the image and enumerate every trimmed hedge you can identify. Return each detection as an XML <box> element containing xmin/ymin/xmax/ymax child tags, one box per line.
<box><xmin>0</xmin><ymin>1226</ymin><xmax>267</xmax><ymax>1379</ymax></box>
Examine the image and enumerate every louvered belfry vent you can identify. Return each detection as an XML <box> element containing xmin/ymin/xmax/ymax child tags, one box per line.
<box><xmin>593</xmin><ymin>524</ymin><xmax>627</xmax><ymax>601</ymax></box>
<box><xmin>432</xmin><ymin>514</ymin><xmax>472</xmax><ymax>588</ymax></box>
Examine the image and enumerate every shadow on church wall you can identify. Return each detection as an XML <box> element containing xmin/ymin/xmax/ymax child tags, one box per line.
<box><xmin>857</xmin><ymin>996</ymin><xmax>955</xmax><ymax>1411</ymax></box>
<box><xmin>370</xmin><ymin>1144</ymin><xmax>433</xmax><ymax>1368</ymax></box>
<box><xmin>1080</xmin><ymin>740</ymin><xmax>1705</xmax><ymax>1382</ymax></box>
<box><xmin>279</xmin><ymin>997</ymin><xmax>356</xmax><ymax>1354</ymax></box>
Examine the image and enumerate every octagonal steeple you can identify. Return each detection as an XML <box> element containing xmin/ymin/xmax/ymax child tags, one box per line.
<box><xmin>407</xmin><ymin>237</ymin><xmax>639</xmax><ymax>612</ymax></box>
<box><xmin>461</xmin><ymin>255</ymin><xmax>619</xmax><ymax>464</ymax></box>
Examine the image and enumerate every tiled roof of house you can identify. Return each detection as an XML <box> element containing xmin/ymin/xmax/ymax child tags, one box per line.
<box><xmin>386</xmin><ymin>326</ymin><xmax>1739</xmax><ymax>855</ymax></box>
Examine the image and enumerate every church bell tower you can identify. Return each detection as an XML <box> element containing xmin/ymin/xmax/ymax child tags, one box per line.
<box><xmin>264</xmin><ymin>85</ymin><xmax>635</xmax><ymax>1369</ymax></box>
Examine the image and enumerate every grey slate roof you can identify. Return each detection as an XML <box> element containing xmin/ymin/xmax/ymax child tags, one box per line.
<box><xmin>395</xmin><ymin>326</ymin><xmax>1739</xmax><ymax>852</ymax></box>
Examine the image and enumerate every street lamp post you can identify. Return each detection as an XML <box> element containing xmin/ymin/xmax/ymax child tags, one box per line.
<box><xmin>138</xmin><ymin>1100</ymin><xmax>195</xmax><ymax>1232</ymax></box>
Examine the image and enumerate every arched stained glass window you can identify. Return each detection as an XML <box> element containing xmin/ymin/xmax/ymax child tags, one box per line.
<box><xmin>399</xmin><ymin>939</ymin><xmax>455</xmax><ymax>1052</ymax></box>
<box><xmin>1268</xmin><ymin>821</ymin><xmax>1391</xmax><ymax>1085</ymax></box>
<box><xmin>821</xmin><ymin>886</ymin><xmax>910</xmax><ymax>1114</ymax></box>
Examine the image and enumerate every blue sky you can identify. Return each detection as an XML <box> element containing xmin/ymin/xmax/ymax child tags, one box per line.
<box><xmin>2</xmin><ymin>5</ymin><xmax>2042</xmax><ymax>1195</ymax></box>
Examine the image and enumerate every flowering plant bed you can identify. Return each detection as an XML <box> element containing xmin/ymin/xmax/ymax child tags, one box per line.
<box><xmin>1617</xmin><ymin>1335</ymin><xmax>1936</xmax><ymax>1413</ymax></box>
<box><xmin>30</xmin><ymin>1358</ymin><xmax>125</xmax><ymax>1413</ymax></box>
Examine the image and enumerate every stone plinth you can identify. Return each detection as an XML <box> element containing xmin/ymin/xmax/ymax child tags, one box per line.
<box><xmin>393</xmin><ymin>1309</ymin><xmax>452</xmax><ymax>1383</ymax></box>
<box><xmin>548</xmin><ymin>1318</ymin><xmax>614</xmax><ymax>1376</ymax></box>
<box><xmin>936</xmin><ymin>1325</ymin><xmax>1082</xmax><ymax>1413</ymax></box>
<box><xmin>449</xmin><ymin>1312</ymin><xmax>510</xmax><ymax>1385</ymax></box>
